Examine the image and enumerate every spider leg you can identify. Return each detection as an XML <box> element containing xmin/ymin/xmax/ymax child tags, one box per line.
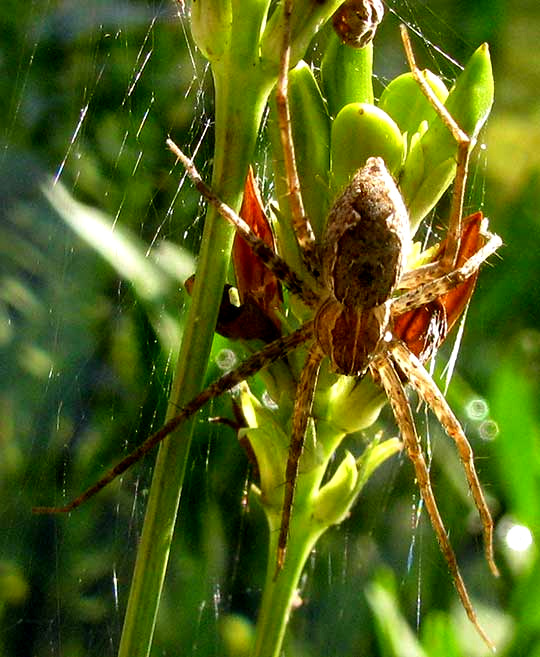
<box><xmin>276</xmin><ymin>342</ymin><xmax>324</xmax><ymax>574</ymax></box>
<box><xmin>275</xmin><ymin>0</ymin><xmax>319</xmax><ymax>275</ymax></box>
<box><xmin>167</xmin><ymin>139</ymin><xmax>321</xmax><ymax>308</ymax></box>
<box><xmin>400</xmin><ymin>25</ymin><xmax>471</xmax><ymax>271</ymax></box>
<box><xmin>393</xmin><ymin>225</ymin><xmax>501</xmax><ymax>316</ymax></box>
<box><xmin>390</xmin><ymin>340</ymin><xmax>498</xmax><ymax>576</ymax></box>
<box><xmin>375</xmin><ymin>354</ymin><xmax>495</xmax><ymax>651</ymax></box>
<box><xmin>33</xmin><ymin>322</ymin><xmax>314</xmax><ymax>515</ymax></box>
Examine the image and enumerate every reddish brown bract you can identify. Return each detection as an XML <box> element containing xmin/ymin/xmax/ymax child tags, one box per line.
<box><xmin>393</xmin><ymin>212</ymin><xmax>483</xmax><ymax>361</ymax></box>
<box><xmin>234</xmin><ymin>167</ymin><xmax>282</xmax><ymax>330</ymax></box>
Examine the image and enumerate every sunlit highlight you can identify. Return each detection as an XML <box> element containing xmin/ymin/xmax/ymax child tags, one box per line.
<box><xmin>505</xmin><ymin>523</ymin><xmax>533</xmax><ymax>552</ymax></box>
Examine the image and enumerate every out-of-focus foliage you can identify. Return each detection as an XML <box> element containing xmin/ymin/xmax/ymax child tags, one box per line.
<box><xmin>1</xmin><ymin>1</ymin><xmax>539</xmax><ymax>656</ymax></box>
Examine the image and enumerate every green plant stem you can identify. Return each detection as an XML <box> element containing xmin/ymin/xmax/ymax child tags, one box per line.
<box><xmin>117</xmin><ymin>58</ymin><xmax>274</xmax><ymax>657</ymax></box>
<box><xmin>249</xmin><ymin>430</ymin><xmax>345</xmax><ymax>657</ymax></box>
<box><xmin>251</xmin><ymin>518</ymin><xmax>322</xmax><ymax>657</ymax></box>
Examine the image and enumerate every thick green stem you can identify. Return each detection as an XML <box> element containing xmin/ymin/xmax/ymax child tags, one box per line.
<box><xmin>251</xmin><ymin>503</ymin><xmax>324</xmax><ymax>657</ymax></box>
<box><xmin>117</xmin><ymin>54</ymin><xmax>274</xmax><ymax>657</ymax></box>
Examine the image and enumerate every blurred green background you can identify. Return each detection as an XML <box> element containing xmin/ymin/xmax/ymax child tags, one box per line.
<box><xmin>1</xmin><ymin>1</ymin><xmax>539</xmax><ymax>656</ymax></box>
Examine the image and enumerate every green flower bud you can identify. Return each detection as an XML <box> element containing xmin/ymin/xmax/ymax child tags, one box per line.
<box><xmin>314</xmin><ymin>436</ymin><xmax>402</xmax><ymax>528</ymax></box>
<box><xmin>284</xmin><ymin>62</ymin><xmax>332</xmax><ymax>238</ymax></box>
<box><xmin>321</xmin><ymin>32</ymin><xmax>375</xmax><ymax>119</ymax></box>
<box><xmin>331</xmin><ymin>103</ymin><xmax>404</xmax><ymax>191</ymax></box>
<box><xmin>404</xmin><ymin>154</ymin><xmax>457</xmax><ymax>234</ymax></box>
<box><xmin>238</xmin><ymin>388</ymin><xmax>290</xmax><ymax>508</ymax></box>
<box><xmin>191</xmin><ymin>0</ymin><xmax>273</xmax><ymax>71</ymax></box>
<box><xmin>261</xmin><ymin>1</ymin><xmax>345</xmax><ymax>72</ymax></box>
<box><xmin>190</xmin><ymin>0</ymin><xmax>233</xmax><ymax>63</ymax></box>
<box><xmin>378</xmin><ymin>70</ymin><xmax>448</xmax><ymax>140</ymax></box>
<box><xmin>355</xmin><ymin>437</ymin><xmax>402</xmax><ymax>492</ymax></box>
<box><xmin>314</xmin><ymin>450</ymin><xmax>358</xmax><ymax>526</ymax></box>
<box><xmin>432</xmin><ymin>43</ymin><xmax>494</xmax><ymax>150</ymax></box>
<box><xmin>325</xmin><ymin>374</ymin><xmax>386</xmax><ymax>434</ymax></box>
<box><xmin>268</xmin><ymin>59</ymin><xmax>331</xmax><ymax>288</ymax></box>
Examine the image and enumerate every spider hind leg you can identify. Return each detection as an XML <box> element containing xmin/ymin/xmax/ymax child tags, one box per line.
<box><xmin>391</xmin><ymin>340</ymin><xmax>498</xmax><ymax>573</ymax></box>
<box><xmin>375</xmin><ymin>352</ymin><xmax>496</xmax><ymax>651</ymax></box>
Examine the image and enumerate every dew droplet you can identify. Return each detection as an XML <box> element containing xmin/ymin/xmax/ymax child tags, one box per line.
<box><xmin>466</xmin><ymin>398</ymin><xmax>489</xmax><ymax>421</ymax></box>
<box><xmin>215</xmin><ymin>348</ymin><xmax>237</xmax><ymax>371</ymax></box>
<box><xmin>479</xmin><ymin>419</ymin><xmax>499</xmax><ymax>441</ymax></box>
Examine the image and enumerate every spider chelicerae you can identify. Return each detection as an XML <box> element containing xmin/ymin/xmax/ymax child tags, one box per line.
<box><xmin>34</xmin><ymin>10</ymin><xmax>502</xmax><ymax>650</ymax></box>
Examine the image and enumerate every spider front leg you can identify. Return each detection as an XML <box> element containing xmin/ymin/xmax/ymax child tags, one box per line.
<box><xmin>168</xmin><ymin>139</ymin><xmax>325</xmax><ymax>575</ymax></box>
<box><xmin>33</xmin><ymin>324</ymin><xmax>314</xmax><ymax>515</ymax></box>
<box><xmin>400</xmin><ymin>25</ymin><xmax>472</xmax><ymax>272</ymax></box>
<box><xmin>167</xmin><ymin>139</ymin><xmax>321</xmax><ymax>309</ymax></box>
<box><xmin>274</xmin><ymin>0</ymin><xmax>319</xmax><ymax>276</ymax></box>
<box><xmin>394</xmin><ymin>220</ymin><xmax>501</xmax><ymax>317</ymax></box>
<box><xmin>374</xmin><ymin>354</ymin><xmax>495</xmax><ymax>652</ymax></box>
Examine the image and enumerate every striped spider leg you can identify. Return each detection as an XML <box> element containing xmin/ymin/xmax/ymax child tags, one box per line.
<box><xmin>371</xmin><ymin>214</ymin><xmax>500</xmax><ymax>651</ymax></box>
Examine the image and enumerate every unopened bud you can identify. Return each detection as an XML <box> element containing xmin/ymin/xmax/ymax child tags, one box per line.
<box><xmin>332</xmin><ymin>0</ymin><xmax>384</xmax><ymax>49</ymax></box>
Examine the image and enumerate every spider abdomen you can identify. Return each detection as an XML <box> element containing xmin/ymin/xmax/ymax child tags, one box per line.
<box><xmin>322</xmin><ymin>157</ymin><xmax>409</xmax><ymax>309</ymax></box>
<box><xmin>314</xmin><ymin>298</ymin><xmax>389</xmax><ymax>375</ymax></box>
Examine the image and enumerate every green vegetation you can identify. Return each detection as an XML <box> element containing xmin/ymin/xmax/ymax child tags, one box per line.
<box><xmin>1</xmin><ymin>1</ymin><xmax>539</xmax><ymax>656</ymax></box>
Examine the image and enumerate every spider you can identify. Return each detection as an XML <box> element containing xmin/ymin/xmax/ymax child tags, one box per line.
<box><xmin>34</xmin><ymin>10</ymin><xmax>501</xmax><ymax>650</ymax></box>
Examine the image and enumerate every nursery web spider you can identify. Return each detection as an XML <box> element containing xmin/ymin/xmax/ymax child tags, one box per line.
<box><xmin>34</xmin><ymin>7</ymin><xmax>501</xmax><ymax>650</ymax></box>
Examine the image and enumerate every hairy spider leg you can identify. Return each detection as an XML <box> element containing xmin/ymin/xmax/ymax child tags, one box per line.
<box><xmin>375</xmin><ymin>354</ymin><xmax>495</xmax><ymax>652</ymax></box>
<box><xmin>391</xmin><ymin>340</ymin><xmax>499</xmax><ymax>577</ymax></box>
<box><xmin>168</xmin><ymin>138</ymin><xmax>326</xmax><ymax>573</ymax></box>
<box><xmin>277</xmin><ymin>342</ymin><xmax>324</xmax><ymax>573</ymax></box>
<box><xmin>392</xmin><ymin>224</ymin><xmax>501</xmax><ymax>317</ymax></box>
<box><xmin>400</xmin><ymin>25</ymin><xmax>472</xmax><ymax>272</ymax></box>
<box><xmin>167</xmin><ymin>139</ymin><xmax>321</xmax><ymax>309</ymax></box>
<box><xmin>33</xmin><ymin>323</ymin><xmax>314</xmax><ymax>514</ymax></box>
<box><xmin>276</xmin><ymin>0</ymin><xmax>318</xmax><ymax>274</ymax></box>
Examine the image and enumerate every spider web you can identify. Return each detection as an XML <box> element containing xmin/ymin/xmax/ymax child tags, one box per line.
<box><xmin>0</xmin><ymin>2</ymin><xmax>495</xmax><ymax>656</ymax></box>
